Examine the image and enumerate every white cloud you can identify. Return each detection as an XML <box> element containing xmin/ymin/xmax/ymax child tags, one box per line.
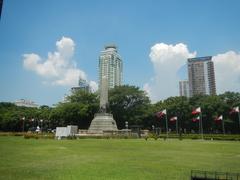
<box><xmin>89</xmin><ymin>81</ymin><xmax>98</xmax><ymax>92</ymax></box>
<box><xmin>23</xmin><ymin>36</ymin><xmax>98</xmax><ymax>89</ymax></box>
<box><xmin>144</xmin><ymin>43</ymin><xmax>196</xmax><ymax>102</ymax></box>
<box><xmin>213</xmin><ymin>51</ymin><xmax>240</xmax><ymax>94</ymax></box>
<box><xmin>145</xmin><ymin>42</ymin><xmax>240</xmax><ymax>102</ymax></box>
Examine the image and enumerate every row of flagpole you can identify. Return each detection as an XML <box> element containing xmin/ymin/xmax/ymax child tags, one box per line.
<box><xmin>156</xmin><ymin>106</ymin><xmax>240</xmax><ymax>139</ymax></box>
<box><xmin>191</xmin><ymin>107</ymin><xmax>203</xmax><ymax>139</ymax></box>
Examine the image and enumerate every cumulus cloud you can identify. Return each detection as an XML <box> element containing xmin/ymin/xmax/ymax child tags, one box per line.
<box><xmin>213</xmin><ymin>51</ymin><xmax>240</xmax><ymax>94</ymax></box>
<box><xmin>144</xmin><ymin>43</ymin><xmax>196</xmax><ymax>102</ymax></box>
<box><xmin>89</xmin><ymin>81</ymin><xmax>98</xmax><ymax>93</ymax></box>
<box><xmin>145</xmin><ymin>42</ymin><xmax>240</xmax><ymax>103</ymax></box>
<box><xmin>23</xmin><ymin>36</ymin><xmax>98</xmax><ymax>89</ymax></box>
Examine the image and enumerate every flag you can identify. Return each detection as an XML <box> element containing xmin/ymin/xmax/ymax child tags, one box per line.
<box><xmin>215</xmin><ymin>115</ymin><xmax>223</xmax><ymax>121</ymax></box>
<box><xmin>156</xmin><ymin>109</ymin><xmax>166</xmax><ymax>118</ymax></box>
<box><xmin>192</xmin><ymin>107</ymin><xmax>201</xmax><ymax>115</ymax></box>
<box><xmin>170</xmin><ymin>116</ymin><xmax>177</xmax><ymax>122</ymax></box>
<box><xmin>230</xmin><ymin>106</ymin><xmax>239</xmax><ymax>114</ymax></box>
<box><xmin>192</xmin><ymin>116</ymin><xmax>200</xmax><ymax>122</ymax></box>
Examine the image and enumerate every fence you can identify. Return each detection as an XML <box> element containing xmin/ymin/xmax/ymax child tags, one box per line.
<box><xmin>191</xmin><ymin>170</ymin><xmax>240</xmax><ymax>180</ymax></box>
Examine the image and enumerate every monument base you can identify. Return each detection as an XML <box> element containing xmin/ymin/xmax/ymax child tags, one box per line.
<box><xmin>88</xmin><ymin>113</ymin><xmax>118</xmax><ymax>134</ymax></box>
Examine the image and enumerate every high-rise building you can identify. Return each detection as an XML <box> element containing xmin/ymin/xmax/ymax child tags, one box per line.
<box><xmin>71</xmin><ymin>78</ymin><xmax>90</xmax><ymax>94</ymax></box>
<box><xmin>78</xmin><ymin>79</ymin><xmax>90</xmax><ymax>92</ymax></box>
<box><xmin>99</xmin><ymin>45</ymin><xmax>123</xmax><ymax>89</ymax></box>
<box><xmin>179</xmin><ymin>80</ymin><xmax>189</xmax><ymax>97</ymax></box>
<box><xmin>188</xmin><ymin>56</ymin><xmax>216</xmax><ymax>97</ymax></box>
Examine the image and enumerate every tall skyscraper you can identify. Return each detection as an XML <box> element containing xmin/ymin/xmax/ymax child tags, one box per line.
<box><xmin>179</xmin><ymin>80</ymin><xmax>189</xmax><ymax>97</ymax></box>
<box><xmin>188</xmin><ymin>56</ymin><xmax>216</xmax><ymax>97</ymax></box>
<box><xmin>99</xmin><ymin>45</ymin><xmax>123</xmax><ymax>89</ymax></box>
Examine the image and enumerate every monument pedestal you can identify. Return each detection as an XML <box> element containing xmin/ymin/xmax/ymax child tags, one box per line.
<box><xmin>88</xmin><ymin>113</ymin><xmax>118</xmax><ymax>134</ymax></box>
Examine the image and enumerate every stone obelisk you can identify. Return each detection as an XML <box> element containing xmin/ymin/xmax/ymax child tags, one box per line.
<box><xmin>99</xmin><ymin>76</ymin><xmax>108</xmax><ymax>113</ymax></box>
<box><xmin>88</xmin><ymin>76</ymin><xmax>118</xmax><ymax>134</ymax></box>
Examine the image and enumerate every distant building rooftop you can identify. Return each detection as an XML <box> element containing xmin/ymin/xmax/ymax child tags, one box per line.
<box><xmin>104</xmin><ymin>44</ymin><xmax>117</xmax><ymax>50</ymax></box>
<box><xmin>14</xmin><ymin>99</ymin><xmax>39</xmax><ymax>108</ymax></box>
<box><xmin>188</xmin><ymin>56</ymin><xmax>212</xmax><ymax>62</ymax></box>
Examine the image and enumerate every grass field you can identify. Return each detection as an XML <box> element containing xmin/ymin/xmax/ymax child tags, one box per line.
<box><xmin>0</xmin><ymin>137</ymin><xmax>240</xmax><ymax>180</ymax></box>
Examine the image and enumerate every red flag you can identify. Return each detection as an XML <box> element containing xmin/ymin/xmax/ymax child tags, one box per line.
<box><xmin>215</xmin><ymin>115</ymin><xmax>223</xmax><ymax>122</ymax></box>
<box><xmin>156</xmin><ymin>109</ymin><xmax>166</xmax><ymax>118</ymax></box>
<box><xmin>192</xmin><ymin>107</ymin><xmax>201</xmax><ymax>115</ymax></box>
<box><xmin>230</xmin><ymin>106</ymin><xmax>239</xmax><ymax>114</ymax></box>
<box><xmin>192</xmin><ymin>116</ymin><xmax>200</xmax><ymax>122</ymax></box>
<box><xmin>170</xmin><ymin>116</ymin><xmax>177</xmax><ymax>122</ymax></box>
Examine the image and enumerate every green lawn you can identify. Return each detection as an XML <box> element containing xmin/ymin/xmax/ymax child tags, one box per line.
<box><xmin>0</xmin><ymin>137</ymin><xmax>239</xmax><ymax>180</ymax></box>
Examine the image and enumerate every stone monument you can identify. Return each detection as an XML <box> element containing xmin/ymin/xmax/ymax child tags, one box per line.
<box><xmin>88</xmin><ymin>76</ymin><xmax>118</xmax><ymax>134</ymax></box>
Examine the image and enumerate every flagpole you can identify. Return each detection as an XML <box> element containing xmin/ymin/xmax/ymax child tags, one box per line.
<box><xmin>176</xmin><ymin>118</ymin><xmax>178</xmax><ymax>135</ymax></box>
<box><xmin>222</xmin><ymin>116</ymin><xmax>225</xmax><ymax>135</ymax></box>
<box><xmin>200</xmin><ymin>112</ymin><xmax>203</xmax><ymax>140</ymax></box>
<box><xmin>166</xmin><ymin>111</ymin><xmax>168</xmax><ymax>138</ymax></box>
<box><xmin>238</xmin><ymin>112</ymin><xmax>240</xmax><ymax>130</ymax></box>
<box><xmin>198</xmin><ymin>115</ymin><xmax>201</xmax><ymax>136</ymax></box>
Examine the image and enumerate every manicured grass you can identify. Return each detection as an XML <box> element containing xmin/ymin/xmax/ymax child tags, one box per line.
<box><xmin>0</xmin><ymin>137</ymin><xmax>240</xmax><ymax>180</ymax></box>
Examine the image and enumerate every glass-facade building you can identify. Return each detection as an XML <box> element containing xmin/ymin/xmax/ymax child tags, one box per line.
<box><xmin>99</xmin><ymin>45</ymin><xmax>123</xmax><ymax>89</ymax></box>
<box><xmin>71</xmin><ymin>79</ymin><xmax>90</xmax><ymax>93</ymax></box>
<box><xmin>188</xmin><ymin>56</ymin><xmax>216</xmax><ymax>97</ymax></box>
<box><xmin>179</xmin><ymin>80</ymin><xmax>189</xmax><ymax>97</ymax></box>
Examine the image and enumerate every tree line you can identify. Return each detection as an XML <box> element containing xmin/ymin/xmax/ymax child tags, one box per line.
<box><xmin>0</xmin><ymin>85</ymin><xmax>239</xmax><ymax>133</ymax></box>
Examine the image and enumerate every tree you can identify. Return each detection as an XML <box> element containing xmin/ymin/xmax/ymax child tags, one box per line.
<box><xmin>49</xmin><ymin>102</ymin><xmax>91</xmax><ymax>129</ymax></box>
<box><xmin>109</xmin><ymin>85</ymin><xmax>150</xmax><ymax>129</ymax></box>
<box><xmin>1</xmin><ymin>90</ymin><xmax>240</xmax><ymax>133</ymax></box>
<box><xmin>219</xmin><ymin>91</ymin><xmax>240</xmax><ymax>107</ymax></box>
<box><xmin>219</xmin><ymin>92</ymin><xmax>240</xmax><ymax>133</ymax></box>
<box><xmin>0</xmin><ymin>102</ymin><xmax>39</xmax><ymax>131</ymax></box>
<box><xmin>49</xmin><ymin>90</ymin><xmax>99</xmax><ymax>129</ymax></box>
<box><xmin>151</xmin><ymin>96</ymin><xmax>191</xmax><ymax>132</ymax></box>
<box><xmin>65</xmin><ymin>90</ymin><xmax>99</xmax><ymax>105</ymax></box>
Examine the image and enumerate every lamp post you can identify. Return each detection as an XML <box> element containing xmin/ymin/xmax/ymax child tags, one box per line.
<box><xmin>32</xmin><ymin>118</ymin><xmax>35</xmax><ymax>131</ymax></box>
<box><xmin>40</xmin><ymin>119</ymin><xmax>43</xmax><ymax>133</ymax></box>
<box><xmin>200</xmin><ymin>112</ymin><xmax>203</xmax><ymax>140</ymax></box>
<box><xmin>125</xmin><ymin>121</ymin><xmax>128</xmax><ymax>129</ymax></box>
<box><xmin>152</xmin><ymin>125</ymin><xmax>155</xmax><ymax>134</ymax></box>
<box><xmin>22</xmin><ymin>117</ymin><xmax>25</xmax><ymax>132</ymax></box>
<box><xmin>125</xmin><ymin>121</ymin><xmax>129</xmax><ymax>136</ymax></box>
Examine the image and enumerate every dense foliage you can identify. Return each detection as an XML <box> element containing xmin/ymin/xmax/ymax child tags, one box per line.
<box><xmin>109</xmin><ymin>85</ymin><xmax>150</xmax><ymax>129</ymax></box>
<box><xmin>0</xmin><ymin>86</ymin><xmax>239</xmax><ymax>133</ymax></box>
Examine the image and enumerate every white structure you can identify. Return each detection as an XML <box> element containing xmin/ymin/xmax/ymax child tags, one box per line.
<box><xmin>36</xmin><ymin>126</ymin><xmax>41</xmax><ymax>133</ymax></box>
<box><xmin>179</xmin><ymin>80</ymin><xmax>189</xmax><ymax>97</ymax></box>
<box><xmin>15</xmin><ymin>99</ymin><xmax>38</xmax><ymax>108</ymax></box>
<box><xmin>188</xmin><ymin>56</ymin><xmax>216</xmax><ymax>97</ymax></box>
<box><xmin>99</xmin><ymin>45</ymin><xmax>123</xmax><ymax>89</ymax></box>
<box><xmin>55</xmin><ymin>125</ymin><xmax>78</xmax><ymax>139</ymax></box>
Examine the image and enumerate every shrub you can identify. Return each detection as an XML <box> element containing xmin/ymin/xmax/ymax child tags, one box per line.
<box><xmin>146</xmin><ymin>133</ymin><xmax>159</xmax><ymax>140</ymax></box>
<box><xmin>24</xmin><ymin>133</ymin><xmax>54</xmax><ymax>140</ymax></box>
<box><xmin>66</xmin><ymin>135</ymin><xmax>77</xmax><ymax>140</ymax></box>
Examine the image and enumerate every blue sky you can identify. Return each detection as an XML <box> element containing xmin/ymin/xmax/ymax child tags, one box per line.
<box><xmin>0</xmin><ymin>0</ymin><xmax>240</xmax><ymax>106</ymax></box>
